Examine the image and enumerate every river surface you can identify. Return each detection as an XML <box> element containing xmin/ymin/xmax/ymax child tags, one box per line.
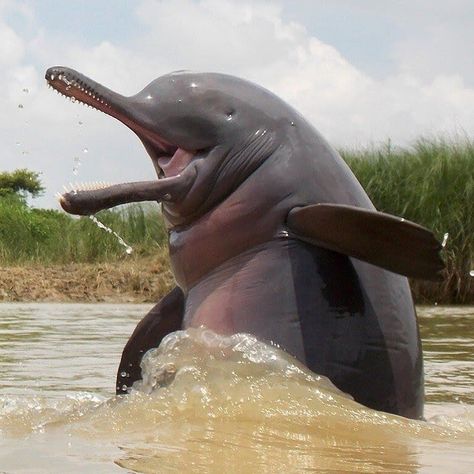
<box><xmin>0</xmin><ymin>304</ymin><xmax>473</xmax><ymax>473</ymax></box>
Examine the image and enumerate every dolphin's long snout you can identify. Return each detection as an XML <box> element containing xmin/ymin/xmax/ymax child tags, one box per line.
<box><xmin>45</xmin><ymin>66</ymin><xmax>129</xmax><ymax>117</ymax></box>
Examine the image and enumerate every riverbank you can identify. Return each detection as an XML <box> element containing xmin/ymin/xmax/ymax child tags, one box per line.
<box><xmin>0</xmin><ymin>258</ymin><xmax>468</xmax><ymax>304</ymax></box>
<box><xmin>0</xmin><ymin>256</ymin><xmax>174</xmax><ymax>303</ymax></box>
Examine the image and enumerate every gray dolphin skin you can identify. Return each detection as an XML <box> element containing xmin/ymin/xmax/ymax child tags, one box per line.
<box><xmin>46</xmin><ymin>66</ymin><xmax>445</xmax><ymax>419</ymax></box>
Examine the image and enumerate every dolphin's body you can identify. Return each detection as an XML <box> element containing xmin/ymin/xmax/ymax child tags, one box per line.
<box><xmin>46</xmin><ymin>67</ymin><xmax>444</xmax><ymax>419</ymax></box>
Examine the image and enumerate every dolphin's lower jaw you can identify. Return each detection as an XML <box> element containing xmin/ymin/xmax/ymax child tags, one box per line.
<box><xmin>59</xmin><ymin>167</ymin><xmax>198</xmax><ymax>215</ymax></box>
<box><xmin>46</xmin><ymin>66</ymin><xmax>198</xmax><ymax>216</ymax></box>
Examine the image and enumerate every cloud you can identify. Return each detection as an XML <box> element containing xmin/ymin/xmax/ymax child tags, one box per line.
<box><xmin>0</xmin><ymin>0</ymin><xmax>473</xmax><ymax>208</ymax></box>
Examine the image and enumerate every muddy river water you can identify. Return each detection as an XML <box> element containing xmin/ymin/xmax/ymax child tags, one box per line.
<box><xmin>0</xmin><ymin>304</ymin><xmax>473</xmax><ymax>473</ymax></box>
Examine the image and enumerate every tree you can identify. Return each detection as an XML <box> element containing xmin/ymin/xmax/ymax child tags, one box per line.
<box><xmin>0</xmin><ymin>169</ymin><xmax>44</xmax><ymax>200</ymax></box>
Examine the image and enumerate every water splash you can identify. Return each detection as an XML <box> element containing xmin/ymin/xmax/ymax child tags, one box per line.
<box><xmin>442</xmin><ymin>232</ymin><xmax>449</xmax><ymax>248</ymax></box>
<box><xmin>137</xmin><ymin>327</ymin><xmax>345</xmax><ymax>398</ymax></box>
<box><xmin>89</xmin><ymin>215</ymin><xmax>133</xmax><ymax>255</ymax></box>
<box><xmin>1</xmin><ymin>320</ymin><xmax>473</xmax><ymax>473</ymax></box>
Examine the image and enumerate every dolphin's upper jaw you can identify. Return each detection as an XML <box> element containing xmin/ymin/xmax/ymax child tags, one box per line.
<box><xmin>46</xmin><ymin>67</ymin><xmax>115</xmax><ymax>115</ymax></box>
<box><xmin>46</xmin><ymin>66</ymin><xmax>199</xmax><ymax>215</ymax></box>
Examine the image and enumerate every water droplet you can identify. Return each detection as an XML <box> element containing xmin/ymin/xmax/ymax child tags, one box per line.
<box><xmin>83</xmin><ymin>148</ymin><xmax>88</xmax><ymax>154</ymax></box>
<box><xmin>177</xmin><ymin>99</ymin><xmax>182</xmax><ymax>103</ymax></box>
<box><xmin>442</xmin><ymin>232</ymin><xmax>449</xmax><ymax>248</ymax></box>
<box><xmin>122</xmin><ymin>384</ymin><xmax>128</xmax><ymax>391</ymax></box>
<box><xmin>72</xmin><ymin>157</ymin><xmax>81</xmax><ymax>176</ymax></box>
<box><xmin>469</xmin><ymin>270</ymin><xmax>474</xmax><ymax>277</ymax></box>
<box><xmin>71</xmin><ymin>97</ymin><xmax>76</xmax><ymax>103</ymax></box>
<box><xmin>22</xmin><ymin>88</ymin><xmax>29</xmax><ymax>94</ymax></box>
<box><xmin>21</xmin><ymin>150</ymin><xmax>29</xmax><ymax>155</ymax></box>
<box><xmin>190</xmin><ymin>82</ymin><xmax>197</xmax><ymax>88</ymax></box>
<box><xmin>78</xmin><ymin>121</ymin><xmax>83</xmax><ymax>125</ymax></box>
<box><xmin>18</xmin><ymin>104</ymin><xmax>24</xmax><ymax>109</ymax></box>
<box><xmin>434</xmin><ymin>302</ymin><xmax>438</xmax><ymax>306</ymax></box>
<box><xmin>290</xmin><ymin>121</ymin><xmax>295</xmax><ymax>126</ymax></box>
<box><xmin>89</xmin><ymin>215</ymin><xmax>133</xmax><ymax>255</ymax></box>
<box><xmin>146</xmin><ymin>94</ymin><xmax>153</xmax><ymax>100</ymax></box>
<box><xmin>15</xmin><ymin>141</ymin><xmax>20</xmax><ymax>146</ymax></box>
<box><xmin>120</xmin><ymin>371</ymin><xmax>129</xmax><ymax>378</ymax></box>
<box><xmin>66</xmin><ymin>85</ymin><xmax>71</xmax><ymax>91</ymax></box>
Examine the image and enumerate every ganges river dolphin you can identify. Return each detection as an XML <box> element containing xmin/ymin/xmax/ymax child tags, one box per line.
<box><xmin>46</xmin><ymin>66</ymin><xmax>445</xmax><ymax>419</ymax></box>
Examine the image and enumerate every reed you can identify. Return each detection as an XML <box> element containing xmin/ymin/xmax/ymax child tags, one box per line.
<box><xmin>0</xmin><ymin>197</ymin><xmax>168</xmax><ymax>265</ymax></box>
<box><xmin>341</xmin><ymin>137</ymin><xmax>474</xmax><ymax>303</ymax></box>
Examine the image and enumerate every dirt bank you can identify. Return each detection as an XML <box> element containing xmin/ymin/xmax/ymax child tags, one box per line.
<box><xmin>0</xmin><ymin>256</ymin><xmax>174</xmax><ymax>303</ymax></box>
<box><xmin>0</xmin><ymin>258</ymin><xmax>470</xmax><ymax>304</ymax></box>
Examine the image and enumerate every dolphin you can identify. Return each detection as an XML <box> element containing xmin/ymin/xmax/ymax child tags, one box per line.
<box><xmin>46</xmin><ymin>66</ymin><xmax>444</xmax><ymax>419</ymax></box>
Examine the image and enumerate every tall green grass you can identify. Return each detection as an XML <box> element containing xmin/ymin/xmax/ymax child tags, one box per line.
<box><xmin>0</xmin><ymin>196</ymin><xmax>167</xmax><ymax>264</ymax></box>
<box><xmin>342</xmin><ymin>137</ymin><xmax>474</xmax><ymax>303</ymax></box>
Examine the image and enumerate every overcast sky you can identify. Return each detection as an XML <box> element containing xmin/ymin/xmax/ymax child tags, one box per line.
<box><xmin>1</xmin><ymin>0</ymin><xmax>473</xmax><ymax>208</ymax></box>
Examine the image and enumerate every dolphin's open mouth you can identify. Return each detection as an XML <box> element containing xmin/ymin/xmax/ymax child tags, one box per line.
<box><xmin>45</xmin><ymin>67</ymin><xmax>197</xmax><ymax>215</ymax></box>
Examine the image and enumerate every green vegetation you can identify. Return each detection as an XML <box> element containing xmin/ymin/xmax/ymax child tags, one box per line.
<box><xmin>0</xmin><ymin>196</ymin><xmax>167</xmax><ymax>264</ymax></box>
<box><xmin>342</xmin><ymin>137</ymin><xmax>474</xmax><ymax>303</ymax></box>
<box><xmin>0</xmin><ymin>169</ymin><xmax>44</xmax><ymax>200</ymax></box>
<box><xmin>0</xmin><ymin>137</ymin><xmax>473</xmax><ymax>303</ymax></box>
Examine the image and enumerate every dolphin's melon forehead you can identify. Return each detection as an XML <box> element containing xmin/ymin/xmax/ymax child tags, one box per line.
<box><xmin>149</xmin><ymin>71</ymin><xmax>289</xmax><ymax>112</ymax></box>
